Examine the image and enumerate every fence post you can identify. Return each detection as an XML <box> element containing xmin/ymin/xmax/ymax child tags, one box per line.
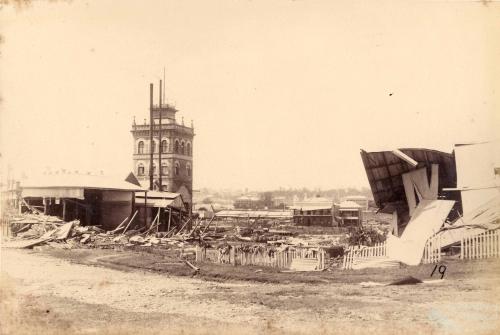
<box><xmin>463</xmin><ymin>234</ymin><xmax>466</xmax><ymax>260</ymax></box>
<box><xmin>437</xmin><ymin>233</ymin><xmax>441</xmax><ymax>262</ymax></box>
<box><xmin>467</xmin><ymin>233</ymin><xmax>470</xmax><ymax>259</ymax></box>
<box><xmin>460</xmin><ymin>236</ymin><xmax>464</xmax><ymax>260</ymax></box>
<box><xmin>230</xmin><ymin>246</ymin><xmax>236</xmax><ymax>266</ymax></box>
<box><xmin>486</xmin><ymin>231</ymin><xmax>489</xmax><ymax>258</ymax></box>
<box><xmin>475</xmin><ymin>234</ymin><xmax>479</xmax><ymax>259</ymax></box>
<box><xmin>471</xmin><ymin>234</ymin><xmax>475</xmax><ymax>259</ymax></box>
<box><xmin>342</xmin><ymin>249</ymin><xmax>347</xmax><ymax>269</ymax></box>
<box><xmin>496</xmin><ymin>231</ymin><xmax>498</xmax><ymax>257</ymax></box>
<box><xmin>479</xmin><ymin>233</ymin><xmax>482</xmax><ymax>259</ymax></box>
<box><xmin>496</xmin><ymin>231</ymin><xmax>499</xmax><ymax>257</ymax></box>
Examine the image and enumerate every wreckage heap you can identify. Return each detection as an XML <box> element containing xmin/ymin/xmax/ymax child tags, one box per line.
<box><xmin>350</xmin><ymin>141</ymin><xmax>500</xmax><ymax>269</ymax></box>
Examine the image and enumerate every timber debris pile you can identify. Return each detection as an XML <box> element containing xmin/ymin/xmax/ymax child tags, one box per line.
<box><xmin>2</xmin><ymin>210</ymin><xmax>345</xmax><ymax>255</ymax></box>
<box><xmin>2</xmin><ymin>141</ymin><xmax>499</xmax><ymax>273</ymax></box>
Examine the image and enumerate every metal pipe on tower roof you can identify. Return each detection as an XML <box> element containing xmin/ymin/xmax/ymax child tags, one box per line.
<box><xmin>149</xmin><ymin>83</ymin><xmax>154</xmax><ymax>191</ymax></box>
<box><xmin>158</xmin><ymin>79</ymin><xmax>162</xmax><ymax>191</ymax></box>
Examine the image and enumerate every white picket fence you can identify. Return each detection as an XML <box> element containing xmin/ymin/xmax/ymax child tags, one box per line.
<box><xmin>342</xmin><ymin>235</ymin><xmax>443</xmax><ymax>269</ymax></box>
<box><xmin>196</xmin><ymin>245</ymin><xmax>327</xmax><ymax>270</ymax></box>
<box><xmin>421</xmin><ymin>232</ymin><xmax>442</xmax><ymax>264</ymax></box>
<box><xmin>461</xmin><ymin>229</ymin><xmax>500</xmax><ymax>260</ymax></box>
<box><xmin>342</xmin><ymin>242</ymin><xmax>387</xmax><ymax>270</ymax></box>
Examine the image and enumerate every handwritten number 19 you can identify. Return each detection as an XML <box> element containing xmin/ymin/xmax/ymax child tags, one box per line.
<box><xmin>430</xmin><ymin>264</ymin><xmax>447</xmax><ymax>279</ymax></box>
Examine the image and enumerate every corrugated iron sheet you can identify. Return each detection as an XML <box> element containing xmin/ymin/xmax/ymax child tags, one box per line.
<box><xmin>360</xmin><ymin>148</ymin><xmax>459</xmax><ymax>212</ymax></box>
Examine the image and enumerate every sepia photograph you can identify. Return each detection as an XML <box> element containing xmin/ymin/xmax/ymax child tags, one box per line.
<box><xmin>0</xmin><ymin>0</ymin><xmax>499</xmax><ymax>334</ymax></box>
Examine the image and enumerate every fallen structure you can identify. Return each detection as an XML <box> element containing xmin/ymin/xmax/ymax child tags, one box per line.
<box><xmin>134</xmin><ymin>191</ymin><xmax>187</xmax><ymax>231</ymax></box>
<box><xmin>350</xmin><ymin>141</ymin><xmax>500</xmax><ymax>269</ymax></box>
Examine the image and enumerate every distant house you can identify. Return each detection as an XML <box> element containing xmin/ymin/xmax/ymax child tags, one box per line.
<box><xmin>271</xmin><ymin>196</ymin><xmax>288</xmax><ymax>209</ymax></box>
<box><xmin>292</xmin><ymin>206</ymin><xmax>334</xmax><ymax>226</ymax></box>
<box><xmin>334</xmin><ymin>200</ymin><xmax>363</xmax><ymax>226</ymax></box>
<box><xmin>234</xmin><ymin>195</ymin><xmax>262</xmax><ymax>210</ymax></box>
<box><xmin>341</xmin><ymin>195</ymin><xmax>369</xmax><ymax>210</ymax></box>
<box><xmin>21</xmin><ymin>172</ymin><xmax>144</xmax><ymax>230</ymax></box>
<box><xmin>293</xmin><ymin>196</ymin><xmax>333</xmax><ymax>208</ymax></box>
<box><xmin>291</xmin><ymin>196</ymin><xmax>335</xmax><ymax>226</ymax></box>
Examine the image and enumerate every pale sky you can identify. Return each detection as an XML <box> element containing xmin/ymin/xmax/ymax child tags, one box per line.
<box><xmin>1</xmin><ymin>0</ymin><xmax>499</xmax><ymax>190</ymax></box>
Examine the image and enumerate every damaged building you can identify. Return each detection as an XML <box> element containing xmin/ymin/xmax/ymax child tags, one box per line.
<box><xmin>20</xmin><ymin>172</ymin><xmax>144</xmax><ymax>230</ymax></box>
<box><xmin>360</xmin><ymin>147</ymin><xmax>462</xmax><ymax>235</ymax></box>
<box><xmin>134</xmin><ymin>190</ymin><xmax>187</xmax><ymax>230</ymax></box>
<box><xmin>349</xmin><ymin>141</ymin><xmax>500</xmax><ymax>269</ymax></box>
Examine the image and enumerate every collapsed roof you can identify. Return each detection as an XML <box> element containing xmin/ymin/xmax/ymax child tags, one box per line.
<box><xmin>135</xmin><ymin>191</ymin><xmax>187</xmax><ymax>211</ymax></box>
<box><xmin>360</xmin><ymin>148</ymin><xmax>461</xmax><ymax>217</ymax></box>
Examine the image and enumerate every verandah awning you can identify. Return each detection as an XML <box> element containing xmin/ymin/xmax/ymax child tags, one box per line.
<box><xmin>22</xmin><ymin>187</ymin><xmax>85</xmax><ymax>200</ymax></box>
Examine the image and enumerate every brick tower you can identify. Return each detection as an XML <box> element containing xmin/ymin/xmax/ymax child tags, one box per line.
<box><xmin>131</xmin><ymin>82</ymin><xmax>194</xmax><ymax>209</ymax></box>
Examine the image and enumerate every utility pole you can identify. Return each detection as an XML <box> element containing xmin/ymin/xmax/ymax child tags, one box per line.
<box><xmin>149</xmin><ymin>83</ymin><xmax>154</xmax><ymax>190</ymax></box>
<box><xmin>158</xmin><ymin>79</ymin><xmax>162</xmax><ymax>191</ymax></box>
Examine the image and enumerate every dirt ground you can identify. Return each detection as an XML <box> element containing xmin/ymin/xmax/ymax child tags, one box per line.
<box><xmin>1</xmin><ymin>248</ymin><xmax>500</xmax><ymax>335</ymax></box>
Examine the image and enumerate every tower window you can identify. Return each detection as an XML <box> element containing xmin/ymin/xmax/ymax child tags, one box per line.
<box><xmin>161</xmin><ymin>140</ymin><xmax>168</xmax><ymax>153</ymax></box>
<box><xmin>187</xmin><ymin>142</ymin><xmax>191</xmax><ymax>156</ymax></box>
<box><xmin>187</xmin><ymin>164</ymin><xmax>191</xmax><ymax>177</ymax></box>
<box><xmin>138</xmin><ymin>163</ymin><xmax>145</xmax><ymax>176</ymax></box>
<box><xmin>161</xmin><ymin>163</ymin><xmax>168</xmax><ymax>176</ymax></box>
<box><xmin>181</xmin><ymin>141</ymin><xmax>185</xmax><ymax>155</ymax></box>
<box><xmin>175</xmin><ymin>162</ymin><xmax>180</xmax><ymax>176</ymax></box>
<box><xmin>138</xmin><ymin>141</ymin><xmax>144</xmax><ymax>154</ymax></box>
<box><xmin>174</xmin><ymin>140</ymin><xmax>179</xmax><ymax>154</ymax></box>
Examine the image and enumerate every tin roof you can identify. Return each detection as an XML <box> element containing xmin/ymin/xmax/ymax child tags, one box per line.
<box><xmin>22</xmin><ymin>173</ymin><xmax>145</xmax><ymax>192</ymax></box>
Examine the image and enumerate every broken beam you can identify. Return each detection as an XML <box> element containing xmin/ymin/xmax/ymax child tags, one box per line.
<box><xmin>392</xmin><ymin>149</ymin><xmax>418</xmax><ymax>167</ymax></box>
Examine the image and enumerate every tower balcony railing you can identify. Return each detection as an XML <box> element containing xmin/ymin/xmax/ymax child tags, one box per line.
<box><xmin>151</xmin><ymin>103</ymin><xmax>178</xmax><ymax>110</ymax></box>
<box><xmin>132</xmin><ymin>123</ymin><xmax>194</xmax><ymax>133</ymax></box>
<box><xmin>134</xmin><ymin>150</ymin><xmax>193</xmax><ymax>157</ymax></box>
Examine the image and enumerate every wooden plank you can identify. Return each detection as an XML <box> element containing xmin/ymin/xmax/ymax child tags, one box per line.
<box><xmin>392</xmin><ymin>149</ymin><xmax>418</xmax><ymax>167</ymax></box>
<box><xmin>110</xmin><ymin>216</ymin><xmax>129</xmax><ymax>234</ymax></box>
<box><xmin>62</xmin><ymin>200</ymin><xmax>67</xmax><ymax>221</ymax></box>
<box><xmin>187</xmin><ymin>218</ymin><xmax>201</xmax><ymax>238</ymax></box>
<box><xmin>176</xmin><ymin>217</ymin><xmax>192</xmax><ymax>235</ymax></box>
<box><xmin>167</xmin><ymin>208</ymin><xmax>172</xmax><ymax>232</ymax></box>
<box><xmin>123</xmin><ymin>210</ymin><xmax>139</xmax><ymax>234</ymax></box>
<box><xmin>184</xmin><ymin>260</ymin><xmax>200</xmax><ymax>272</ymax></box>
<box><xmin>56</xmin><ymin>221</ymin><xmax>74</xmax><ymax>240</ymax></box>
<box><xmin>460</xmin><ymin>236</ymin><xmax>464</xmax><ymax>259</ymax></box>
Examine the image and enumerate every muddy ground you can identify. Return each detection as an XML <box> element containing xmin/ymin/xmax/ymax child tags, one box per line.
<box><xmin>1</xmin><ymin>248</ymin><xmax>500</xmax><ymax>335</ymax></box>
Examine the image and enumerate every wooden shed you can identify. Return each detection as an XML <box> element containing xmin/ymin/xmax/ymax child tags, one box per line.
<box><xmin>21</xmin><ymin>173</ymin><xmax>145</xmax><ymax>230</ymax></box>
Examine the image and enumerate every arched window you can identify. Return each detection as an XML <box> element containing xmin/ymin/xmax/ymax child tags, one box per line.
<box><xmin>187</xmin><ymin>163</ymin><xmax>191</xmax><ymax>177</ymax></box>
<box><xmin>181</xmin><ymin>141</ymin><xmax>185</xmax><ymax>155</ymax></box>
<box><xmin>161</xmin><ymin>140</ymin><xmax>168</xmax><ymax>153</ymax></box>
<box><xmin>174</xmin><ymin>140</ymin><xmax>179</xmax><ymax>154</ymax></box>
<box><xmin>161</xmin><ymin>163</ymin><xmax>169</xmax><ymax>176</ymax></box>
<box><xmin>187</xmin><ymin>142</ymin><xmax>191</xmax><ymax>156</ymax></box>
<box><xmin>138</xmin><ymin>141</ymin><xmax>144</xmax><ymax>154</ymax></box>
<box><xmin>137</xmin><ymin>163</ymin><xmax>145</xmax><ymax>176</ymax></box>
<box><xmin>175</xmin><ymin>162</ymin><xmax>180</xmax><ymax>176</ymax></box>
